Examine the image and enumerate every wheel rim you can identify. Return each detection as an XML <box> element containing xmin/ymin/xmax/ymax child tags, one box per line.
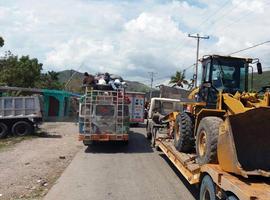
<box><xmin>198</xmin><ymin>130</ymin><xmax>207</xmax><ymax>157</ymax></box>
<box><xmin>202</xmin><ymin>188</ymin><xmax>211</xmax><ymax>200</ymax></box>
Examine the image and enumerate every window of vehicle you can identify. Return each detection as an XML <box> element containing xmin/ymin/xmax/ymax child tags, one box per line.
<box><xmin>96</xmin><ymin>105</ymin><xmax>115</xmax><ymax>116</ymax></box>
<box><xmin>161</xmin><ymin>102</ymin><xmax>174</xmax><ymax>114</ymax></box>
<box><xmin>212</xmin><ymin>59</ymin><xmax>246</xmax><ymax>92</ymax></box>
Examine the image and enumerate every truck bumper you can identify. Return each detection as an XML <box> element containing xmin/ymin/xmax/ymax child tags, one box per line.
<box><xmin>79</xmin><ymin>133</ymin><xmax>129</xmax><ymax>142</ymax></box>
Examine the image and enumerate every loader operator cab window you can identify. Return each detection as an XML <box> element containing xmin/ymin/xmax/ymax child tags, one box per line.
<box><xmin>212</xmin><ymin>59</ymin><xmax>246</xmax><ymax>93</ymax></box>
<box><xmin>199</xmin><ymin>57</ymin><xmax>247</xmax><ymax>108</ymax></box>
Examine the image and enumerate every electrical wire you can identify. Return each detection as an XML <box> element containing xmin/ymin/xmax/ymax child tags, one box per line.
<box><xmin>197</xmin><ymin>0</ymin><xmax>232</xmax><ymax>31</ymax></box>
<box><xmin>228</xmin><ymin>40</ymin><xmax>270</xmax><ymax>55</ymax></box>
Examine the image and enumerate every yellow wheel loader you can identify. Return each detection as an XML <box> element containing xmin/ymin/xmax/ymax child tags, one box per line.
<box><xmin>164</xmin><ymin>55</ymin><xmax>270</xmax><ymax>177</ymax></box>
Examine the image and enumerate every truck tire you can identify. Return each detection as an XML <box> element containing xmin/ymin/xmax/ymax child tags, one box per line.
<box><xmin>174</xmin><ymin>113</ymin><xmax>194</xmax><ymax>152</ymax></box>
<box><xmin>12</xmin><ymin>121</ymin><xmax>33</xmax><ymax>137</ymax></box>
<box><xmin>0</xmin><ymin>122</ymin><xmax>8</xmax><ymax>139</ymax></box>
<box><xmin>196</xmin><ymin>117</ymin><xmax>223</xmax><ymax>165</ymax></box>
<box><xmin>200</xmin><ymin>175</ymin><xmax>216</xmax><ymax>200</ymax></box>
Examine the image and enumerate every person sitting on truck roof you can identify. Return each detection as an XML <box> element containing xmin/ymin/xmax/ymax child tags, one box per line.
<box><xmin>104</xmin><ymin>72</ymin><xmax>111</xmax><ymax>84</ymax></box>
<box><xmin>82</xmin><ymin>72</ymin><xmax>96</xmax><ymax>88</ymax></box>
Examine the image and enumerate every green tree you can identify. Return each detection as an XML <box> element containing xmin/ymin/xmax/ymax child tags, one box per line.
<box><xmin>0</xmin><ymin>37</ymin><xmax>4</xmax><ymax>47</ymax></box>
<box><xmin>0</xmin><ymin>53</ymin><xmax>43</xmax><ymax>87</ymax></box>
<box><xmin>37</xmin><ymin>70</ymin><xmax>64</xmax><ymax>90</ymax></box>
<box><xmin>169</xmin><ymin>70</ymin><xmax>188</xmax><ymax>88</ymax></box>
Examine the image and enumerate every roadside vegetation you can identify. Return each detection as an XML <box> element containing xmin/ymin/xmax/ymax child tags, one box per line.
<box><xmin>0</xmin><ymin>135</ymin><xmax>37</xmax><ymax>151</ymax></box>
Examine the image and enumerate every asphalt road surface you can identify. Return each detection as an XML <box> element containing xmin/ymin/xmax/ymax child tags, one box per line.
<box><xmin>44</xmin><ymin>126</ymin><xmax>198</xmax><ymax>200</ymax></box>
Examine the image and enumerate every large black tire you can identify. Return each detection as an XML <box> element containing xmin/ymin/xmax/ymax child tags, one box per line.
<box><xmin>12</xmin><ymin>121</ymin><xmax>33</xmax><ymax>137</ymax></box>
<box><xmin>0</xmin><ymin>122</ymin><xmax>8</xmax><ymax>139</ymax></box>
<box><xmin>200</xmin><ymin>175</ymin><xmax>216</xmax><ymax>200</ymax></box>
<box><xmin>174</xmin><ymin>113</ymin><xmax>194</xmax><ymax>152</ymax></box>
<box><xmin>196</xmin><ymin>117</ymin><xmax>223</xmax><ymax>165</ymax></box>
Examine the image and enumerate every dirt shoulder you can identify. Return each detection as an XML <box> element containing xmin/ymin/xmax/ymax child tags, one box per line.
<box><xmin>0</xmin><ymin>122</ymin><xmax>83</xmax><ymax>200</ymax></box>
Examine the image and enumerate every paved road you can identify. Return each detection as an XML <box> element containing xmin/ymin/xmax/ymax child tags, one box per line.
<box><xmin>44</xmin><ymin>126</ymin><xmax>198</xmax><ymax>200</ymax></box>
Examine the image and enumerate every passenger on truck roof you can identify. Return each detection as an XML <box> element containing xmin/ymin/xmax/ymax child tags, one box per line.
<box><xmin>82</xmin><ymin>72</ymin><xmax>96</xmax><ymax>87</ymax></box>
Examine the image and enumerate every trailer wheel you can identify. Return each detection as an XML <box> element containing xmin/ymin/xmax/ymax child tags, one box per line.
<box><xmin>174</xmin><ymin>113</ymin><xmax>194</xmax><ymax>152</ymax></box>
<box><xmin>0</xmin><ymin>122</ymin><xmax>8</xmax><ymax>139</ymax></box>
<box><xmin>200</xmin><ymin>175</ymin><xmax>216</xmax><ymax>200</ymax></box>
<box><xmin>12</xmin><ymin>121</ymin><xmax>33</xmax><ymax>137</ymax></box>
<box><xmin>196</xmin><ymin>117</ymin><xmax>223</xmax><ymax>165</ymax></box>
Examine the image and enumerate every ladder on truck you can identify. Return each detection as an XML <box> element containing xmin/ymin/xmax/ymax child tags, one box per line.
<box><xmin>116</xmin><ymin>89</ymin><xmax>125</xmax><ymax>134</ymax></box>
<box><xmin>83</xmin><ymin>86</ymin><xmax>93</xmax><ymax>135</ymax></box>
<box><xmin>83</xmin><ymin>86</ymin><xmax>126</xmax><ymax>135</ymax></box>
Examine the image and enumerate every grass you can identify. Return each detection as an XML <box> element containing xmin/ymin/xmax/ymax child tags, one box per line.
<box><xmin>0</xmin><ymin>135</ymin><xmax>37</xmax><ymax>152</ymax></box>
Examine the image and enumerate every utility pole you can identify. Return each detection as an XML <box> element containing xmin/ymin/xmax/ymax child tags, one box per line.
<box><xmin>188</xmin><ymin>33</ymin><xmax>209</xmax><ymax>87</ymax></box>
<box><xmin>148</xmin><ymin>72</ymin><xmax>156</xmax><ymax>100</ymax></box>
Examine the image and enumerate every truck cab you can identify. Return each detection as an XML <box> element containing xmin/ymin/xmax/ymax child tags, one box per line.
<box><xmin>146</xmin><ymin>98</ymin><xmax>181</xmax><ymax>139</ymax></box>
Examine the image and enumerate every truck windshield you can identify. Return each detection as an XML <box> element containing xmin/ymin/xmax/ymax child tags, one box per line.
<box><xmin>212</xmin><ymin>59</ymin><xmax>246</xmax><ymax>92</ymax></box>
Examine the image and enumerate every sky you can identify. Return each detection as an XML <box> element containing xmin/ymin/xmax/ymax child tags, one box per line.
<box><xmin>0</xmin><ymin>0</ymin><xmax>270</xmax><ymax>86</ymax></box>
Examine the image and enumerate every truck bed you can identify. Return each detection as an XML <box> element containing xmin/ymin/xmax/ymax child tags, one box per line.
<box><xmin>0</xmin><ymin>96</ymin><xmax>42</xmax><ymax>119</ymax></box>
<box><xmin>156</xmin><ymin>138</ymin><xmax>270</xmax><ymax>200</ymax></box>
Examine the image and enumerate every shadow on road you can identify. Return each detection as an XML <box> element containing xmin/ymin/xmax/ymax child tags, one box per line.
<box><xmin>36</xmin><ymin>131</ymin><xmax>63</xmax><ymax>138</ymax></box>
<box><xmin>84</xmin><ymin>130</ymin><xmax>154</xmax><ymax>154</ymax></box>
<box><xmin>159</xmin><ymin>154</ymin><xmax>199</xmax><ymax>199</ymax></box>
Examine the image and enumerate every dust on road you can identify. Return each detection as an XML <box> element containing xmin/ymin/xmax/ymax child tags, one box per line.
<box><xmin>0</xmin><ymin>122</ymin><xmax>82</xmax><ymax>200</ymax></box>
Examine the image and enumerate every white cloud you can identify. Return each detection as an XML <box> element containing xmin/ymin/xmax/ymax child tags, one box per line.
<box><xmin>1</xmin><ymin>0</ymin><xmax>270</xmax><ymax>84</ymax></box>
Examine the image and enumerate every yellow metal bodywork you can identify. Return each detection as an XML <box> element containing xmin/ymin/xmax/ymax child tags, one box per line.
<box><xmin>168</xmin><ymin>89</ymin><xmax>270</xmax><ymax>177</ymax></box>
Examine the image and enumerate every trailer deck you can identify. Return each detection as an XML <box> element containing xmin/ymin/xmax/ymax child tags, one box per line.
<box><xmin>156</xmin><ymin>138</ymin><xmax>270</xmax><ymax>200</ymax></box>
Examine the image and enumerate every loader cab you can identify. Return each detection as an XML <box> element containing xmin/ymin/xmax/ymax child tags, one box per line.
<box><xmin>199</xmin><ymin>55</ymin><xmax>249</xmax><ymax>108</ymax></box>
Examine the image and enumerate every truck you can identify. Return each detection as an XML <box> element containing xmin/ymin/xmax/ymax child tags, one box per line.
<box><xmin>126</xmin><ymin>92</ymin><xmax>145</xmax><ymax>125</ymax></box>
<box><xmin>0</xmin><ymin>96</ymin><xmax>43</xmax><ymax>138</ymax></box>
<box><xmin>78</xmin><ymin>87</ymin><xmax>130</xmax><ymax>145</ymax></box>
<box><xmin>146</xmin><ymin>97</ymin><xmax>181</xmax><ymax>141</ymax></box>
<box><xmin>148</xmin><ymin>55</ymin><xmax>270</xmax><ymax>200</ymax></box>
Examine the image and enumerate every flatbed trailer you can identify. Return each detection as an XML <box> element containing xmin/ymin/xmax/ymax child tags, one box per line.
<box><xmin>156</xmin><ymin>138</ymin><xmax>270</xmax><ymax>200</ymax></box>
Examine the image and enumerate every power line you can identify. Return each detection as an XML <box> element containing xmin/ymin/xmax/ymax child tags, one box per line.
<box><xmin>228</xmin><ymin>40</ymin><xmax>270</xmax><ymax>56</ymax></box>
<box><xmin>177</xmin><ymin>0</ymin><xmax>232</xmax><ymax>52</ymax></box>
<box><xmin>197</xmin><ymin>0</ymin><xmax>232</xmax><ymax>30</ymax></box>
<box><xmin>213</xmin><ymin>1</ymin><xmax>270</xmax><ymax>35</ymax></box>
<box><xmin>183</xmin><ymin>63</ymin><xmax>196</xmax><ymax>71</ymax></box>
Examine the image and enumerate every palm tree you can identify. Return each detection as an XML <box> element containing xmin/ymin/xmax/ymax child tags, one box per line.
<box><xmin>169</xmin><ymin>70</ymin><xmax>188</xmax><ymax>88</ymax></box>
<box><xmin>48</xmin><ymin>71</ymin><xmax>59</xmax><ymax>81</ymax></box>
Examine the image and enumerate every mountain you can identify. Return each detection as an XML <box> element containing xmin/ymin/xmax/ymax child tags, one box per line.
<box><xmin>252</xmin><ymin>70</ymin><xmax>270</xmax><ymax>91</ymax></box>
<box><xmin>58</xmin><ymin>70</ymin><xmax>150</xmax><ymax>93</ymax></box>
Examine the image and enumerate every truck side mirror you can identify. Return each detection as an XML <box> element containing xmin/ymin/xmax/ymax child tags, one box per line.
<box><xmin>257</xmin><ymin>62</ymin><xmax>263</xmax><ymax>74</ymax></box>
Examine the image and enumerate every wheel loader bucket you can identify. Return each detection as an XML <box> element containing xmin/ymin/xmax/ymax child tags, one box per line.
<box><xmin>218</xmin><ymin>107</ymin><xmax>270</xmax><ymax>177</ymax></box>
